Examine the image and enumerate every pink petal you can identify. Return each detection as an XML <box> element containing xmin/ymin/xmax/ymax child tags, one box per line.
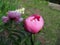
<box><xmin>2</xmin><ymin>16</ymin><xmax>9</xmax><ymax>23</ymax></box>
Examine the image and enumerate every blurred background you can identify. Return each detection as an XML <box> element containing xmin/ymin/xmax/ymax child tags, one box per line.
<box><xmin>0</xmin><ymin>0</ymin><xmax>60</xmax><ymax>45</ymax></box>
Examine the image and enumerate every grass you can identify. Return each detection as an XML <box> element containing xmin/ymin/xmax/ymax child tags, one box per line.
<box><xmin>0</xmin><ymin>0</ymin><xmax>60</xmax><ymax>45</ymax></box>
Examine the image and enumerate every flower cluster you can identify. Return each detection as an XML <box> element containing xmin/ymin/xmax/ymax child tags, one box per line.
<box><xmin>2</xmin><ymin>8</ymin><xmax>25</xmax><ymax>23</ymax></box>
<box><xmin>2</xmin><ymin>8</ymin><xmax>44</xmax><ymax>34</ymax></box>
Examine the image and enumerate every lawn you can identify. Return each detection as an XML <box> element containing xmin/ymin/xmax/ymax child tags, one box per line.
<box><xmin>0</xmin><ymin>0</ymin><xmax>60</xmax><ymax>45</ymax></box>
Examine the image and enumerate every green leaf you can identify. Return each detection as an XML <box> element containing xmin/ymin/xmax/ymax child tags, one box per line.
<box><xmin>34</xmin><ymin>40</ymin><xmax>41</xmax><ymax>45</ymax></box>
<box><xmin>0</xmin><ymin>29</ymin><xmax>4</xmax><ymax>32</ymax></box>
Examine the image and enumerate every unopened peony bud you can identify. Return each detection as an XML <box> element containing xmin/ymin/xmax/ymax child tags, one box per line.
<box><xmin>24</xmin><ymin>14</ymin><xmax>44</xmax><ymax>34</ymax></box>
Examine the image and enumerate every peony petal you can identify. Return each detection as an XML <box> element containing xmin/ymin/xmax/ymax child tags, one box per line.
<box><xmin>8</xmin><ymin>11</ymin><xmax>21</xmax><ymax>20</ymax></box>
<box><xmin>2</xmin><ymin>16</ymin><xmax>9</xmax><ymax>23</ymax></box>
<box><xmin>16</xmin><ymin>18</ymin><xmax>23</xmax><ymax>23</ymax></box>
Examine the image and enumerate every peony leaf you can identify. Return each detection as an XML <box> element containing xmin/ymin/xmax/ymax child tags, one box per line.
<box><xmin>34</xmin><ymin>40</ymin><xmax>41</xmax><ymax>45</ymax></box>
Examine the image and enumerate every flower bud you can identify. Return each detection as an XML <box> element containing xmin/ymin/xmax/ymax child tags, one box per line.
<box><xmin>24</xmin><ymin>14</ymin><xmax>44</xmax><ymax>34</ymax></box>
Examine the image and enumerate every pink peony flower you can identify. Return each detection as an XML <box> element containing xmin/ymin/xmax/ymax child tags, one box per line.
<box><xmin>8</xmin><ymin>11</ymin><xmax>21</xmax><ymax>21</ymax></box>
<box><xmin>24</xmin><ymin>14</ymin><xmax>44</xmax><ymax>34</ymax></box>
<box><xmin>2</xmin><ymin>16</ymin><xmax>9</xmax><ymax>23</ymax></box>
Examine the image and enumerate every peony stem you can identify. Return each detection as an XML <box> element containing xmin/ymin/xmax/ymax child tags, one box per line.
<box><xmin>31</xmin><ymin>34</ymin><xmax>35</xmax><ymax>45</ymax></box>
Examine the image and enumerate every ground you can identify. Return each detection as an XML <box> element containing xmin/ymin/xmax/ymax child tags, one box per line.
<box><xmin>0</xmin><ymin>0</ymin><xmax>60</xmax><ymax>45</ymax></box>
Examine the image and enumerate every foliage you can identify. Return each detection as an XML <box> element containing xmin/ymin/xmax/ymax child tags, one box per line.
<box><xmin>0</xmin><ymin>21</ymin><xmax>30</xmax><ymax>45</ymax></box>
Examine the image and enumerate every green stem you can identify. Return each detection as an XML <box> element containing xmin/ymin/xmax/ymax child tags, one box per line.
<box><xmin>31</xmin><ymin>34</ymin><xmax>35</xmax><ymax>45</ymax></box>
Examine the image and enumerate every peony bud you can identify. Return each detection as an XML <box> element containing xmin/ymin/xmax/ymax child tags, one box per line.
<box><xmin>2</xmin><ymin>16</ymin><xmax>9</xmax><ymax>23</ymax></box>
<box><xmin>24</xmin><ymin>14</ymin><xmax>44</xmax><ymax>34</ymax></box>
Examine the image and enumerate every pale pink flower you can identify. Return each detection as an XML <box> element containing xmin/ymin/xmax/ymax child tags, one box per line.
<box><xmin>16</xmin><ymin>18</ymin><xmax>23</xmax><ymax>23</ymax></box>
<box><xmin>2</xmin><ymin>16</ymin><xmax>9</xmax><ymax>23</ymax></box>
<box><xmin>8</xmin><ymin>11</ymin><xmax>21</xmax><ymax>21</ymax></box>
<box><xmin>24</xmin><ymin>14</ymin><xmax>44</xmax><ymax>34</ymax></box>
